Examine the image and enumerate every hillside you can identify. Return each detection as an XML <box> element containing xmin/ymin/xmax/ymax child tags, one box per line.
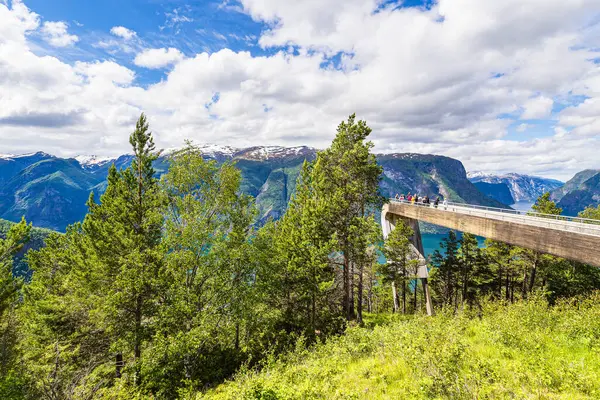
<box><xmin>551</xmin><ymin>170</ymin><xmax>600</xmax><ymax>216</ymax></box>
<box><xmin>0</xmin><ymin>218</ymin><xmax>54</xmax><ymax>277</ymax></box>
<box><xmin>200</xmin><ymin>295</ymin><xmax>600</xmax><ymax>400</ymax></box>
<box><xmin>0</xmin><ymin>148</ymin><xmax>502</xmax><ymax>230</ymax></box>
<box><xmin>473</xmin><ymin>182</ymin><xmax>515</xmax><ymax>205</ymax></box>
<box><xmin>468</xmin><ymin>172</ymin><xmax>563</xmax><ymax>203</ymax></box>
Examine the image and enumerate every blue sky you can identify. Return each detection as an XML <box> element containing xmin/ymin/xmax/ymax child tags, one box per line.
<box><xmin>24</xmin><ymin>0</ymin><xmax>432</xmax><ymax>85</ymax></box>
<box><xmin>0</xmin><ymin>0</ymin><xmax>599</xmax><ymax>180</ymax></box>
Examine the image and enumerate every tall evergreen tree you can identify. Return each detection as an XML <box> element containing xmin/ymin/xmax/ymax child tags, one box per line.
<box><xmin>430</xmin><ymin>231</ymin><xmax>460</xmax><ymax>307</ymax></box>
<box><xmin>0</xmin><ymin>218</ymin><xmax>30</xmax><ymax>398</ymax></box>
<box><xmin>311</xmin><ymin>114</ymin><xmax>384</xmax><ymax>320</ymax></box>
<box><xmin>380</xmin><ymin>221</ymin><xmax>418</xmax><ymax>314</ymax></box>
<box><xmin>83</xmin><ymin>113</ymin><xmax>164</xmax><ymax>384</ymax></box>
<box><xmin>0</xmin><ymin>219</ymin><xmax>31</xmax><ymax>318</ymax></box>
<box><xmin>270</xmin><ymin>161</ymin><xmax>339</xmax><ymax>336</ymax></box>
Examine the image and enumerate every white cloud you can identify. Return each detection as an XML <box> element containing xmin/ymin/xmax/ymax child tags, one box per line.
<box><xmin>110</xmin><ymin>26</ymin><xmax>136</xmax><ymax>40</ymax></box>
<box><xmin>516</xmin><ymin>123</ymin><xmax>531</xmax><ymax>133</ymax></box>
<box><xmin>1</xmin><ymin>0</ymin><xmax>600</xmax><ymax>180</ymax></box>
<box><xmin>134</xmin><ymin>48</ymin><xmax>184</xmax><ymax>69</ymax></box>
<box><xmin>521</xmin><ymin>96</ymin><xmax>554</xmax><ymax>120</ymax></box>
<box><xmin>74</xmin><ymin>61</ymin><xmax>135</xmax><ymax>85</ymax></box>
<box><xmin>41</xmin><ymin>21</ymin><xmax>78</xmax><ymax>47</ymax></box>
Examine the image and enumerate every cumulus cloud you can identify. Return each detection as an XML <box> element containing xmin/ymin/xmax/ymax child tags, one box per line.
<box><xmin>521</xmin><ymin>96</ymin><xmax>554</xmax><ymax>120</ymax></box>
<box><xmin>110</xmin><ymin>26</ymin><xmax>136</xmax><ymax>40</ymax></box>
<box><xmin>0</xmin><ymin>0</ymin><xmax>600</xmax><ymax>180</ymax></box>
<box><xmin>134</xmin><ymin>48</ymin><xmax>184</xmax><ymax>69</ymax></box>
<box><xmin>41</xmin><ymin>21</ymin><xmax>78</xmax><ymax>47</ymax></box>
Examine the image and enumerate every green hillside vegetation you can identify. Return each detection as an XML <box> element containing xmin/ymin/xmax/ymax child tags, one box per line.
<box><xmin>201</xmin><ymin>295</ymin><xmax>600</xmax><ymax>400</ymax></box>
<box><xmin>551</xmin><ymin>169</ymin><xmax>600</xmax><ymax>216</ymax></box>
<box><xmin>1</xmin><ymin>114</ymin><xmax>599</xmax><ymax>400</ymax></box>
<box><xmin>0</xmin><ymin>219</ymin><xmax>53</xmax><ymax>277</ymax></box>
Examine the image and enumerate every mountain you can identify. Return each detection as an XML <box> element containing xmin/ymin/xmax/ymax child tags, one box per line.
<box><xmin>467</xmin><ymin>172</ymin><xmax>563</xmax><ymax>203</ymax></box>
<box><xmin>378</xmin><ymin>154</ymin><xmax>505</xmax><ymax>208</ymax></box>
<box><xmin>0</xmin><ymin>147</ymin><xmax>502</xmax><ymax>230</ymax></box>
<box><xmin>550</xmin><ymin>170</ymin><xmax>600</xmax><ymax>216</ymax></box>
<box><xmin>473</xmin><ymin>182</ymin><xmax>515</xmax><ymax>206</ymax></box>
<box><xmin>0</xmin><ymin>218</ymin><xmax>54</xmax><ymax>278</ymax></box>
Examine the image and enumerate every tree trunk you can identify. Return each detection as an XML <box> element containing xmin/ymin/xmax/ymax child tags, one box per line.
<box><xmin>402</xmin><ymin>274</ymin><xmax>406</xmax><ymax>314</ymax></box>
<box><xmin>413</xmin><ymin>281</ymin><xmax>418</xmax><ymax>314</ymax></box>
<box><xmin>528</xmin><ymin>256</ymin><xmax>538</xmax><ymax>293</ymax></box>
<box><xmin>391</xmin><ymin>281</ymin><xmax>399</xmax><ymax>313</ymax></box>
<box><xmin>115</xmin><ymin>353</ymin><xmax>123</xmax><ymax>378</ymax></box>
<box><xmin>349</xmin><ymin>262</ymin><xmax>355</xmax><ymax>320</ymax></box>
<box><xmin>521</xmin><ymin>267</ymin><xmax>528</xmax><ymax>300</ymax></box>
<box><xmin>343</xmin><ymin>251</ymin><xmax>351</xmax><ymax>320</ymax></box>
<box><xmin>367</xmin><ymin>280</ymin><xmax>373</xmax><ymax>313</ymax></box>
<box><xmin>311</xmin><ymin>293</ymin><xmax>316</xmax><ymax>331</ymax></box>
<box><xmin>357</xmin><ymin>263</ymin><xmax>364</xmax><ymax>324</ymax></box>
<box><xmin>134</xmin><ymin>294</ymin><xmax>142</xmax><ymax>385</ymax></box>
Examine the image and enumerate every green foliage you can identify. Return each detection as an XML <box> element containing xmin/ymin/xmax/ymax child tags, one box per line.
<box><xmin>0</xmin><ymin>218</ymin><xmax>31</xmax><ymax>317</ymax></box>
<box><xmin>6</xmin><ymin>115</ymin><xmax>600</xmax><ymax>400</ymax></box>
<box><xmin>579</xmin><ymin>204</ymin><xmax>600</xmax><ymax>220</ymax></box>
<box><xmin>0</xmin><ymin>218</ymin><xmax>31</xmax><ymax>398</ymax></box>
<box><xmin>310</xmin><ymin>114</ymin><xmax>384</xmax><ymax>321</ymax></box>
<box><xmin>380</xmin><ymin>221</ymin><xmax>418</xmax><ymax>314</ymax></box>
<box><xmin>199</xmin><ymin>294</ymin><xmax>600</xmax><ymax>400</ymax></box>
<box><xmin>532</xmin><ymin>192</ymin><xmax>563</xmax><ymax>215</ymax></box>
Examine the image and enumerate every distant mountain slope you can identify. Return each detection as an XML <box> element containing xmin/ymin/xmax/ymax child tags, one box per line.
<box><xmin>551</xmin><ymin>170</ymin><xmax>600</xmax><ymax>216</ymax></box>
<box><xmin>379</xmin><ymin>154</ymin><xmax>505</xmax><ymax>208</ymax></box>
<box><xmin>0</xmin><ymin>158</ymin><xmax>105</xmax><ymax>231</ymax></box>
<box><xmin>0</xmin><ymin>147</ymin><xmax>500</xmax><ymax>230</ymax></box>
<box><xmin>0</xmin><ymin>218</ymin><xmax>54</xmax><ymax>278</ymax></box>
<box><xmin>468</xmin><ymin>172</ymin><xmax>563</xmax><ymax>203</ymax></box>
<box><xmin>473</xmin><ymin>182</ymin><xmax>515</xmax><ymax>205</ymax></box>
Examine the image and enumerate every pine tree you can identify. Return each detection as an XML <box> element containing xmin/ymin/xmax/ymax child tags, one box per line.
<box><xmin>83</xmin><ymin>113</ymin><xmax>164</xmax><ymax>384</ymax></box>
<box><xmin>0</xmin><ymin>218</ymin><xmax>30</xmax><ymax>397</ymax></box>
<box><xmin>430</xmin><ymin>231</ymin><xmax>460</xmax><ymax>307</ymax></box>
<box><xmin>310</xmin><ymin>114</ymin><xmax>384</xmax><ymax>320</ymax></box>
<box><xmin>0</xmin><ymin>218</ymin><xmax>31</xmax><ymax>318</ymax></box>
<box><xmin>457</xmin><ymin>233</ymin><xmax>480</xmax><ymax>308</ymax></box>
<box><xmin>380</xmin><ymin>221</ymin><xmax>418</xmax><ymax>314</ymax></box>
<box><xmin>272</xmin><ymin>161</ymin><xmax>339</xmax><ymax>336</ymax></box>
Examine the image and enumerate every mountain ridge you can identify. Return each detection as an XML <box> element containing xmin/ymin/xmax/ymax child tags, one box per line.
<box><xmin>467</xmin><ymin>171</ymin><xmax>563</xmax><ymax>203</ymax></box>
<box><xmin>551</xmin><ymin>169</ymin><xmax>600</xmax><ymax>216</ymax></box>
<box><xmin>0</xmin><ymin>146</ymin><xmax>505</xmax><ymax>230</ymax></box>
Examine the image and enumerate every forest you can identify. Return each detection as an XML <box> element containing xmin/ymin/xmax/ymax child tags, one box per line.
<box><xmin>1</xmin><ymin>114</ymin><xmax>599</xmax><ymax>399</ymax></box>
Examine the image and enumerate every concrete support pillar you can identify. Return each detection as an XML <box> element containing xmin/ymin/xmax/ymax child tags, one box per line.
<box><xmin>381</xmin><ymin>209</ymin><xmax>434</xmax><ymax>316</ymax></box>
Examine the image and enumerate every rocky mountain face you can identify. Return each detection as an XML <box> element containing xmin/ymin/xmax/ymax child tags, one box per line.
<box><xmin>472</xmin><ymin>182</ymin><xmax>515</xmax><ymax>206</ymax></box>
<box><xmin>467</xmin><ymin>172</ymin><xmax>563</xmax><ymax>204</ymax></box>
<box><xmin>551</xmin><ymin>169</ymin><xmax>600</xmax><ymax>216</ymax></box>
<box><xmin>0</xmin><ymin>147</ymin><xmax>502</xmax><ymax>231</ymax></box>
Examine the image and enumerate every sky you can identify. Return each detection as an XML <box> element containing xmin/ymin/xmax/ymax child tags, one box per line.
<box><xmin>1</xmin><ymin>0</ymin><xmax>600</xmax><ymax>180</ymax></box>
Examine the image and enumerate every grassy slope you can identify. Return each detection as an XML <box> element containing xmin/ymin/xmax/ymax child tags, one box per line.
<box><xmin>199</xmin><ymin>295</ymin><xmax>600</xmax><ymax>400</ymax></box>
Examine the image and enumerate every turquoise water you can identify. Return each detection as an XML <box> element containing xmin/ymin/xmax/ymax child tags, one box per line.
<box><xmin>421</xmin><ymin>233</ymin><xmax>486</xmax><ymax>257</ymax></box>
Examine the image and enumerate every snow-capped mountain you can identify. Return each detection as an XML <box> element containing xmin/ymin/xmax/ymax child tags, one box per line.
<box><xmin>0</xmin><ymin>145</ymin><xmax>502</xmax><ymax>231</ymax></box>
<box><xmin>468</xmin><ymin>172</ymin><xmax>564</xmax><ymax>203</ymax></box>
<box><xmin>75</xmin><ymin>155</ymin><xmax>117</xmax><ymax>169</ymax></box>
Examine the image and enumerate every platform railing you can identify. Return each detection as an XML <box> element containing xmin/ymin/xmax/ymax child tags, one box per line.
<box><xmin>389</xmin><ymin>198</ymin><xmax>600</xmax><ymax>236</ymax></box>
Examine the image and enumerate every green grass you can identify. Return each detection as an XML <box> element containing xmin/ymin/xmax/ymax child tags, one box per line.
<box><xmin>197</xmin><ymin>294</ymin><xmax>600</xmax><ymax>399</ymax></box>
